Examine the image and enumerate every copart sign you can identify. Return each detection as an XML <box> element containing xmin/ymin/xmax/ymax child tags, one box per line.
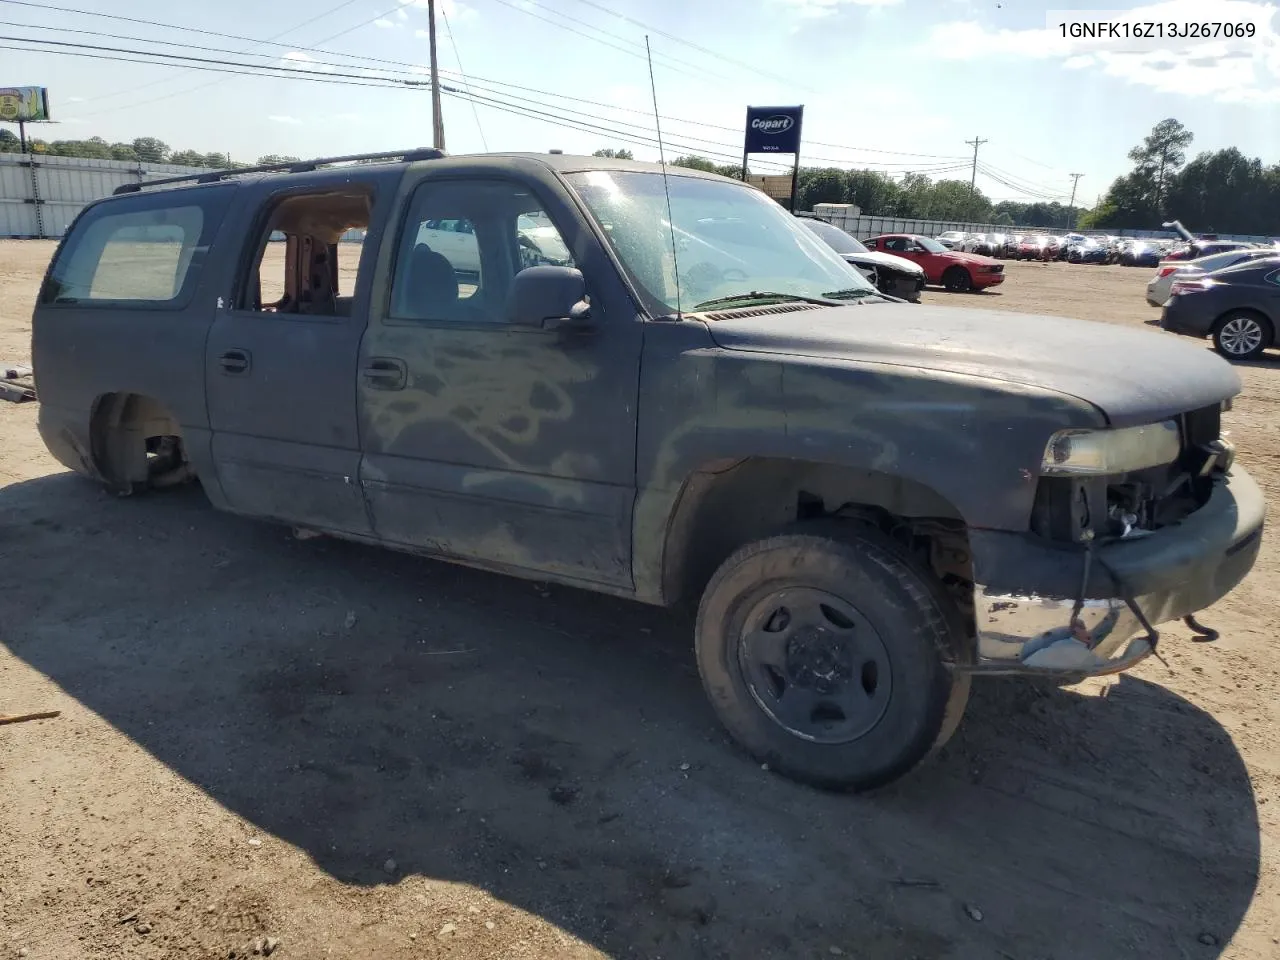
<box><xmin>744</xmin><ymin>105</ymin><xmax>803</xmax><ymax>154</ymax></box>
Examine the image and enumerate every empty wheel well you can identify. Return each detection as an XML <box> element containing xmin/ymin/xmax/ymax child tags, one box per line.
<box><xmin>661</xmin><ymin>458</ymin><xmax>973</xmax><ymax>613</ymax></box>
<box><xmin>90</xmin><ymin>392</ymin><xmax>188</xmax><ymax>488</ymax></box>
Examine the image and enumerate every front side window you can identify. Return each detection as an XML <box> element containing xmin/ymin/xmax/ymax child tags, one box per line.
<box><xmin>44</xmin><ymin>203</ymin><xmax>205</xmax><ymax>303</ymax></box>
<box><xmin>391</xmin><ymin>179</ymin><xmax>576</xmax><ymax>322</ymax></box>
<box><xmin>565</xmin><ymin>170</ymin><xmax>872</xmax><ymax>314</ymax></box>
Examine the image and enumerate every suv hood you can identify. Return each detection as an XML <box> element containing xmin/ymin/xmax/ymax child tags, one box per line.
<box><xmin>843</xmin><ymin>251</ymin><xmax>925</xmax><ymax>275</ymax></box>
<box><xmin>704</xmin><ymin>304</ymin><xmax>1239</xmax><ymax>427</ymax></box>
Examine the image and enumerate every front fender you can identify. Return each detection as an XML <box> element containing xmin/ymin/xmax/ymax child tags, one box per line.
<box><xmin>632</xmin><ymin>336</ymin><xmax>1100</xmax><ymax>603</ymax></box>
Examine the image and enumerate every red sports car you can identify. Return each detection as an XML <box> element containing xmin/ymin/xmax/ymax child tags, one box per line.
<box><xmin>864</xmin><ymin>234</ymin><xmax>1005</xmax><ymax>292</ymax></box>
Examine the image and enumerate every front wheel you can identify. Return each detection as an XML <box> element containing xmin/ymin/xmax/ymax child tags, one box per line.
<box><xmin>1213</xmin><ymin>312</ymin><xmax>1272</xmax><ymax>361</ymax></box>
<box><xmin>942</xmin><ymin>267</ymin><xmax>973</xmax><ymax>292</ymax></box>
<box><xmin>694</xmin><ymin>524</ymin><xmax>970</xmax><ymax>791</ymax></box>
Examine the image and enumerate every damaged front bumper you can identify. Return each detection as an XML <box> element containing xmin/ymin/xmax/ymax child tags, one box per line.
<box><xmin>966</xmin><ymin>465</ymin><xmax>1265</xmax><ymax>677</ymax></box>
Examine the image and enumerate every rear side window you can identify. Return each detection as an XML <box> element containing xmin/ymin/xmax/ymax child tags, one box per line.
<box><xmin>43</xmin><ymin>194</ymin><xmax>223</xmax><ymax>305</ymax></box>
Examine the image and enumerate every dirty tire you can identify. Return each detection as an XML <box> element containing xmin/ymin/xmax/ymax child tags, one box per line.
<box><xmin>695</xmin><ymin>522</ymin><xmax>970</xmax><ymax>792</ymax></box>
<box><xmin>1212</xmin><ymin>311</ymin><xmax>1271</xmax><ymax>362</ymax></box>
<box><xmin>942</xmin><ymin>267</ymin><xmax>972</xmax><ymax>293</ymax></box>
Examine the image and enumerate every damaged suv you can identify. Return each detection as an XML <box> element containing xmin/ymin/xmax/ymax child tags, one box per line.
<box><xmin>33</xmin><ymin>150</ymin><xmax>1263</xmax><ymax>791</ymax></box>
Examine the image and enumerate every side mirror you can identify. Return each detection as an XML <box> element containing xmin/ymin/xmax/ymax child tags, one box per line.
<box><xmin>506</xmin><ymin>265</ymin><xmax>592</xmax><ymax>331</ymax></box>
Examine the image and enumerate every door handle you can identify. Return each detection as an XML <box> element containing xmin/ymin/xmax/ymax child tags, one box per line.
<box><xmin>361</xmin><ymin>357</ymin><xmax>407</xmax><ymax>390</ymax></box>
<box><xmin>218</xmin><ymin>349</ymin><xmax>251</xmax><ymax>375</ymax></box>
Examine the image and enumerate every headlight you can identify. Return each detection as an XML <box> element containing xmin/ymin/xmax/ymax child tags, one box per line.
<box><xmin>1041</xmin><ymin>420</ymin><xmax>1181</xmax><ymax>475</ymax></box>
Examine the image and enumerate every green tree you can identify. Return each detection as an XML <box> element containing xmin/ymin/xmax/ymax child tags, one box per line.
<box><xmin>257</xmin><ymin>154</ymin><xmax>301</xmax><ymax>166</ymax></box>
<box><xmin>795</xmin><ymin>166</ymin><xmax>848</xmax><ymax>210</ymax></box>
<box><xmin>167</xmin><ymin>149</ymin><xmax>207</xmax><ymax>167</ymax></box>
<box><xmin>1128</xmin><ymin>118</ymin><xmax>1193</xmax><ymax>216</ymax></box>
<box><xmin>927</xmin><ymin>180</ymin><xmax>993</xmax><ymax>221</ymax></box>
<box><xmin>0</xmin><ymin>128</ymin><xmax>19</xmax><ymax>153</ymax></box>
<box><xmin>845</xmin><ymin>169</ymin><xmax>902</xmax><ymax>216</ymax></box>
<box><xmin>131</xmin><ymin>137</ymin><xmax>169</xmax><ymax>163</ymax></box>
<box><xmin>592</xmin><ymin>148</ymin><xmax>634</xmax><ymax>160</ymax></box>
<box><xmin>670</xmin><ymin>155</ymin><xmax>717</xmax><ymax>173</ymax></box>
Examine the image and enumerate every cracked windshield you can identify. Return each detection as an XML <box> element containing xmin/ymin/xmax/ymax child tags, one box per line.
<box><xmin>567</xmin><ymin>170</ymin><xmax>876</xmax><ymax>313</ymax></box>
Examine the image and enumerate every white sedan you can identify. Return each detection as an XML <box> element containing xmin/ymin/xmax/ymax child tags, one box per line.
<box><xmin>415</xmin><ymin>215</ymin><xmax>573</xmax><ymax>277</ymax></box>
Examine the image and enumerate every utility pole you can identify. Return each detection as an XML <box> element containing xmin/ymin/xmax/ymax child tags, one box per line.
<box><xmin>1067</xmin><ymin>173</ymin><xmax>1083</xmax><ymax>227</ymax></box>
<box><xmin>965</xmin><ymin>136</ymin><xmax>987</xmax><ymax>190</ymax></box>
<box><xmin>427</xmin><ymin>0</ymin><xmax>445</xmax><ymax>151</ymax></box>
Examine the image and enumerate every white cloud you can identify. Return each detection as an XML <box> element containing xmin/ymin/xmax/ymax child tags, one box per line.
<box><xmin>66</xmin><ymin>96</ymin><xmax>85</xmax><ymax>103</ymax></box>
<box><xmin>920</xmin><ymin>0</ymin><xmax>1280</xmax><ymax>103</ymax></box>
<box><xmin>778</xmin><ymin>0</ymin><xmax>902</xmax><ymax>17</ymax></box>
<box><xmin>268</xmin><ymin>115</ymin><xmax>302</xmax><ymax>125</ymax></box>
<box><xmin>396</xmin><ymin>8</ymin><xmax>408</xmax><ymax>20</ymax></box>
<box><xmin>374</xmin><ymin>18</ymin><xmax>395</xmax><ymax>28</ymax></box>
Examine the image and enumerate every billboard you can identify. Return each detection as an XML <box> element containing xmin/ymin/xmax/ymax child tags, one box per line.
<box><xmin>744</xmin><ymin>105</ymin><xmax>803</xmax><ymax>154</ymax></box>
<box><xmin>0</xmin><ymin>87</ymin><xmax>51</xmax><ymax>122</ymax></box>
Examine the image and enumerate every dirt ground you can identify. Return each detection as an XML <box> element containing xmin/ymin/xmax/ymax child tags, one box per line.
<box><xmin>2</xmin><ymin>240</ymin><xmax>1279</xmax><ymax>960</ymax></box>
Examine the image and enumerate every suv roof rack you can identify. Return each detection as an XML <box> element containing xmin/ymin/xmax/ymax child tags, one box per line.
<box><xmin>112</xmin><ymin>147</ymin><xmax>447</xmax><ymax>195</ymax></box>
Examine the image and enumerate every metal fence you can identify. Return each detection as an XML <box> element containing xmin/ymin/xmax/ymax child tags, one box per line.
<box><xmin>814</xmin><ymin>211</ymin><xmax>1275</xmax><ymax>245</ymax></box>
<box><xmin>0</xmin><ymin>153</ymin><xmax>219</xmax><ymax>239</ymax></box>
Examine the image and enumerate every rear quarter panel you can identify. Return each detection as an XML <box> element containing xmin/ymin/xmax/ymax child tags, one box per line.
<box><xmin>32</xmin><ymin>183</ymin><xmax>241</xmax><ymax>480</ymax></box>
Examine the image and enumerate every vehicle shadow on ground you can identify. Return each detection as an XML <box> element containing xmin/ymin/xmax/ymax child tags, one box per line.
<box><xmin>0</xmin><ymin>475</ymin><xmax>1261</xmax><ymax>960</ymax></box>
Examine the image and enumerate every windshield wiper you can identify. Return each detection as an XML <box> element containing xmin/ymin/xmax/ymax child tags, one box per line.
<box><xmin>822</xmin><ymin>288</ymin><xmax>882</xmax><ymax>300</ymax></box>
<box><xmin>691</xmin><ymin>291</ymin><xmax>842</xmax><ymax>310</ymax></box>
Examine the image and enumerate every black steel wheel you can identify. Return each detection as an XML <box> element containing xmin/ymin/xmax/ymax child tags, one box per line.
<box><xmin>695</xmin><ymin>523</ymin><xmax>970</xmax><ymax>791</ymax></box>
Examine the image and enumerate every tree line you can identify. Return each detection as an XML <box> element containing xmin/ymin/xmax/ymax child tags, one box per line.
<box><xmin>0</xmin><ymin>131</ymin><xmax>298</xmax><ymax>168</ymax></box>
<box><xmin>1081</xmin><ymin>119</ymin><xmax>1280</xmax><ymax>237</ymax></box>
<box><xmin>593</xmin><ymin>147</ymin><xmax>1080</xmax><ymax>227</ymax></box>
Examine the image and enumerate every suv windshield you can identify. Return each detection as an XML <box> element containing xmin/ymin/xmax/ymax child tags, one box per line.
<box><xmin>566</xmin><ymin>170</ymin><xmax>874</xmax><ymax>313</ymax></box>
<box><xmin>798</xmin><ymin>218</ymin><xmax>869</xmax><ymax>255</ymax></box>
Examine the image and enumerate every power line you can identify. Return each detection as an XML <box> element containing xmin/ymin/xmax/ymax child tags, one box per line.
<box><xmin>2</xmin><ymin>1</ymin><xmax>964</xmax><ymax>162</ymax></box>
<box><xmin>2</xmin><ymin>36</ymin><xmax>794</xmax><ymax>171</ymax></box>
<box><xmin>978</xmin><ymin>161</ymin><xmax>1072</xmax><ymax>200</ymax></box>
<box><xmin>476</xmin><ymin>0</ymin><xmax>740</xmax><ymax>86</ymax></box>
<box><xmin>557</xmin><ymin>0</ymin><xmax>813</xmax><ymax>92</ymax></box>
<box><xmin>69</xmin><ymin>0</ymin><xmax>371</xmax><ymax>108</ymax></box>
<box><xmin>440</xmin><ymin>2</ymin><xmax>487</xmax><ymax>151</ymax></box>
<box><xmin>980</xmin><ymin>159</ymin><xmax>1074</xmax><ymax>197</ymax></box>
<box><xmin>8</xmin><ymin>24</ymin><xmax>960</xmax><ymax>171</ymax></box>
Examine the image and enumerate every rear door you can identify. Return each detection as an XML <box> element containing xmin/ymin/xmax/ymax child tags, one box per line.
<box><xmin>204</xmin><ymin>169</ymin><xmax>400</xmax><ymax>534</ymax></box>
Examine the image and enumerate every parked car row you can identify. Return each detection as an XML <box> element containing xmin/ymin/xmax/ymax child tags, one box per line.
<box><xmin>936</xmin><ymin>229</ymin><xmax>1278</xmax><ymax>269</ymax></box>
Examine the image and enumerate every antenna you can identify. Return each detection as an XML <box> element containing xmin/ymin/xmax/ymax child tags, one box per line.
<box><xmin>645</xmin><ymin>35</ymin><xmax>682</xmax><ymax>320</ymax></box>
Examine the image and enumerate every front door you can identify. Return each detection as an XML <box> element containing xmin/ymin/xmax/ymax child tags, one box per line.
<box><xmin>357</xmin><ymin>172</ymin><xmax>642</xmax><ymax>588</ymax></box>
<box><xmin>205</xmin><ymin>179</ymin><xmax>389</xmax><ymax>535</ymax></box>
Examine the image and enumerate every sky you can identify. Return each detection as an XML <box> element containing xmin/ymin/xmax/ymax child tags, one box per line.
<box><xmin>5</xmin><ymin>0</ymin><xmax>1280</xmax><ymax>207</ymax></box>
